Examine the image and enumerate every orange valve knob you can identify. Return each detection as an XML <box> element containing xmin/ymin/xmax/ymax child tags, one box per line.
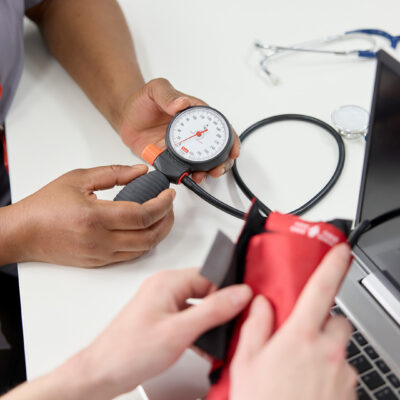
<box><xmin>142</xmin><ymin>144</ymin><xmax>163</xmax><ymax>166</ymax></box>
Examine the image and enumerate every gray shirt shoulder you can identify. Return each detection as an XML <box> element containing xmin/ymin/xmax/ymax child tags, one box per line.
<box><xmin>0</xmin><ymin>0</ymin><xmax>43</xmax><ymax>124</ymax></box>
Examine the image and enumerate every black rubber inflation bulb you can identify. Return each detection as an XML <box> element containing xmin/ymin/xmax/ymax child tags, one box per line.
<box><xmin>114</xmin><ymin>170</ymin><xmax>170</xmax><ymax>204</ymax></box>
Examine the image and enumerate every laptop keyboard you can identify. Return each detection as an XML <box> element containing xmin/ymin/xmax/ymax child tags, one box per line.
<box><xmin>332</xmin><ymin>306</ymin><xmax>400</xmax><ymax>400</ymax></box>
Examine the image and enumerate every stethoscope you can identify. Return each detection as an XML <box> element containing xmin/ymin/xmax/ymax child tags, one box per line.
<box><xmin>255</xmin><ymin>29</ymin><xmax>400</xmax><ymax>85</ymax></box>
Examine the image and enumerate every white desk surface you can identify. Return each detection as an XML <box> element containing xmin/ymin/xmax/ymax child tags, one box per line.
<box><xmin>6</xmin><ymin>1</ymin><xmax>399</xmax><ymax>398</ymax></box>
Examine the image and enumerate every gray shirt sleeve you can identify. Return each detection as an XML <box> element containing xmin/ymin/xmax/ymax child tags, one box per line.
<box><xmin>25</xmin><ymin>0</ymin><xmax>43</xmax><ymax>10</ymax></box>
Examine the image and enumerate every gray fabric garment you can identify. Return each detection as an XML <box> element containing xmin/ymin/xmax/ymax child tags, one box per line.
<box><xmin>0</xmin><ymin>0</ymin><xmax>43</xmax><ymax>259</ymax></box>
<box><xmin>0</xmin><ymin>0</ymin><xmax>43</xmax><ymax>207</ymax></box>
<box><xmin>0</xmin><ymin>0</ymin><xmax>43</xmax><ymax>124</ymax></box>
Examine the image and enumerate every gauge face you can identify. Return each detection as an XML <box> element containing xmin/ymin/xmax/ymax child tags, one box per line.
<box><xmin>166</xmin><ymin>106</ymin><xmax>233</xmax><ymax>171</ymax></box>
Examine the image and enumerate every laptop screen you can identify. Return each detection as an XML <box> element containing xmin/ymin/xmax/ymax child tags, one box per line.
<box><xmin>357</xmin><ymin>51</ymin><xmax>400</xmax><ymax>286</ymax></box>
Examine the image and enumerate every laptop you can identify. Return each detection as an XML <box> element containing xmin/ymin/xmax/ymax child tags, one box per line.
<box><xmin>335</xmin><ymin>49</ymin><xmax>400</xmax><ymax>400</ymax></box>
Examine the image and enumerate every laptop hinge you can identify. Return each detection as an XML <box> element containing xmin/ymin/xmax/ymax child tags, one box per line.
<box><xmin>361</xmin><ymin>274</ymin><xmax>400</xmax><ymax>326</ymax></box>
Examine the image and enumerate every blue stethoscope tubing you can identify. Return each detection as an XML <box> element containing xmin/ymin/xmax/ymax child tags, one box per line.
<box><xmin>256</xmin><ymin>28</ymin><xmax>400</xmax><ymax>59</ymax></box>
<box><xmin>346</xmin><ymin>29</ymin><xmax>400</xmax><ymax>58</ymax></box>
<box><xmin>254</xmin><ymin>28</ymin><xmax>400</xmax><ymax>84</ymax></box>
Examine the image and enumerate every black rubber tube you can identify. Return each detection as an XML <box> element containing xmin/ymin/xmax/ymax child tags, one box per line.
<box><xmin>349</xmin><ymin>208</ymin><xmax>400</xmax><ymax>247</ymax></box>
<box><xmin>181</xmin><ymin>176</ymin><xmax>245</xmax><ymax>219</ymax></box>
<box><xmin>232</xmin><ymin>114</ymin><xmax>345</xmax><ymax>216</ymax></box>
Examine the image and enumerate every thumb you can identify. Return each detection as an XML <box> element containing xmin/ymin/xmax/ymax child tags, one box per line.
<box><xmin>147</xmin><ymin>78</ymin><xmax>206</xmax><ymax>116</ymax></box>
<box><xmin>81</xmin><ymin>164</ymin><xmax>149</xmax><ymax>191</ymax></box>
<box><xmin>173</xmin><ymin>284</ymin><xmax>252</xmax><ymax>346</ymax></box>
<box><xmin>233</xmin><ymin>295</ymin><xmax>274</xmax><ymax>364</ymax></box>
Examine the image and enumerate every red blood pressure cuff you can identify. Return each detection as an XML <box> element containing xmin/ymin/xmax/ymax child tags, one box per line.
<box><xmin>195</xmin><ymin>202</ymin><xmax>351</xmax><ymax>400</ymax></box>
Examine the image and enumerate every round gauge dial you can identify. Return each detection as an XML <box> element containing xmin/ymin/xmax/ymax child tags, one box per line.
<box><xmin>166</xmin><ymin>106</ymin><xmax>234</xmax><ymax>171</ymax></box>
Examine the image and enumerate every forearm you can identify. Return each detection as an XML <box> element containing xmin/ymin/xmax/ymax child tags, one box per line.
<box><xmin>27</xmin><ymin>0</ymin><xmax>145</xmax><ymax>131</ymax></box>
<box><xmin>1</xmin><ymin>374</ymin><xmax>63</xmax><ymax>400</ymax></box>
<box><xmin>1</xmin><ymin>349</ymin><xmax>118</xmax><ymax>400</ymax></box>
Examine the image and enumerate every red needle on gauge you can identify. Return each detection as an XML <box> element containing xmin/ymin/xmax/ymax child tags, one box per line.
<box><xmin>178</xmin><ymin>129</ymin><xmax>208</xmax><ymax>145</ymax></box>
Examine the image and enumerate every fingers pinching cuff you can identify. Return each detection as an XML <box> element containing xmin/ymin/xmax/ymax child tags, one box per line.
<box><xmin>172</xmin><ymin>284</ymin><xmax>251</xmax><ymax>344</ymax></box>
<box><xmin>289</xmin><ymin>242</ymin><xmax>353</xmax><ymax>332</ymax></box>
<box><xmin>234</xmin><ymin>295</ymin><xmax>273</xmax><ymax>362</ymax></box>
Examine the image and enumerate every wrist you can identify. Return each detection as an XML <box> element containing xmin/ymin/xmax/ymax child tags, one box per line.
<box><xmin>109</xmin><ymin>73</ymin><xmax>145</xmax><ymax>134</ymax></box>
<box><xmin>0</xmin><ymin>203</ymin><xmax>31</xmax><ymax>265</ymax></box>
<box><xmin>49</xmin><ymin>346</ymin><xmax>121</xmax><ymax>400</ymax></box>
<box><xmin>0</xmin><ymin>350</ymin><xmax>119</xmax><ymax>400</ymax></box>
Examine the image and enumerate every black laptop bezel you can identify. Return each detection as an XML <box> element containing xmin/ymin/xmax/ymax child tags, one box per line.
<box><xmin>354</xmin><ymin>50</ymin><xmax>400</xmax><ymax>228</ymax></box>
<box><xmin>352</xmin><ymin>49</ymin><xmax>400</xmax><ymax>298</ymax></box>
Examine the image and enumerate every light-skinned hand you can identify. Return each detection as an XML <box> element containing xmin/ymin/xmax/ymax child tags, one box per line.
<box><xmin>117</xmin><ymin>78</ymin><xmax>240</xmax><ymax>183</ymax></box>
<box><xmin>50</xmin><ymin>268</ymin><xmax>252</xmax><ymax>400</ymax></box>
<box><xmin>4</xmin><ymin>164</ymin><xmax>175</xmax><ymax>267</ymax></box>
<box><xmin>230</xmin><ymin>243</ymin><xmax>357</xmax><ymax>400</ymax></box>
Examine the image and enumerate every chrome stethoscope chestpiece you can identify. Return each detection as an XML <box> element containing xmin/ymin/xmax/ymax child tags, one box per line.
<box><xmin>165</xmin><ymin>106</ymin><xmax>234</xmax><ymax>171</ymax></box>
<box><xmin>331</xmin><ymin>105</ymin><xmax>370</xmax><ymax>139</ymax></box>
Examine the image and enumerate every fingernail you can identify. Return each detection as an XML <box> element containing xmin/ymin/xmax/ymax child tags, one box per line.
<box><xmin>250</xmin><ymin>295</ymin><xmax>266</xmax><ymax>315</ymax></box>
<box><xmin>174</xmin><ymin>96</ymin><xmax>189</xmax><ymax>106</ymax></box>
<box><xmin>200</xmin><ymin>175</ymin><xmax>207</xmax><ymax>184</ymax></box>
<box><xmin>336</xmin><ymin>243</ymin><xmax>351</xmax><ymax>260</ymax></box>
<box><xmin>162</xmin><ymin>189</ymin><xmax>176</xmax><ymax>200</ymax></box>
<box><xmin>229</xmin><ymin>285</ymin><xmax>252</xmax><ymax>307</ymax></box>
<box><xmin>220</xmin><ymin>167</ymin><xmax>226</xmax><ymax>175</ymax></box>
<box><xmin>132</xmin><ymin>164</ymin><xmax>148</xmax><ymax>170</ymax></box>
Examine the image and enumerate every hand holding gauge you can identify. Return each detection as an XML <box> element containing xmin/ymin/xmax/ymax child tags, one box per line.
<box><xmin>114</xmin><ymin>106</ymin><xmax>239</xmax><ymax>214</ymax></box>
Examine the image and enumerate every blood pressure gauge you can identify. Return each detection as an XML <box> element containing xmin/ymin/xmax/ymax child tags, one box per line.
<box><xmin>166</xmin><ymin>106</ymin><xmax>234</xmax><ymax>171</ymax></box>
<box><xmin>115</xmin><ymin>105</ymin><xmax>236</xmax><ymax>207</ymax></box>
